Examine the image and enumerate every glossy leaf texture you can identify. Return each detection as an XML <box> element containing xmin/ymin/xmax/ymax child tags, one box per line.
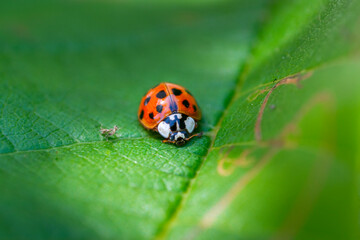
<box><xmin>0</xmin><ymin>0</ymin><xmax>359</xmax><ymax>239</ymax></box>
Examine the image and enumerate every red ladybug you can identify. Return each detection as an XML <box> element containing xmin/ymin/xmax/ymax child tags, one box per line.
<box><xmin>138</xmin><ymin>82</ymin><xmax>202</xmax><ymax>146</ymax></box>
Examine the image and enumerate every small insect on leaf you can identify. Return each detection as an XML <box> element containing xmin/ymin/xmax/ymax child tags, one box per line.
<box><xmin>100</xmin><ymin>125</ymin><xmax>119</xmax><ymax>140</ymax></box>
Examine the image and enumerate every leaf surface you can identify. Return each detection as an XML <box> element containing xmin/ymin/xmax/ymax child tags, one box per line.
<box><xmin>0</xmin><ymin>0</ymin><xmax>359</xmax><ymax>239</ymax></box>
<box><xmin>164</xmin><ymin>0</ymin><xmax>360</xmax><ymax>239</ymax></box>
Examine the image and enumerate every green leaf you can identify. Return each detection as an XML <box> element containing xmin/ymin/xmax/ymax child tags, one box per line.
<box><xmin>0</xmin><ymin>0</ymin><xmax>359</xmax><ymax>240</ymax></box>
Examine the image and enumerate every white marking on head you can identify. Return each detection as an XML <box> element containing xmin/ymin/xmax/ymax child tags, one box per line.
<box><xmin>158</xmin><ymin>121</ymin><xmax>170</xmax><ymax>138</ymax></box>
<box><xmin>169</xmin><ymin>113</ymin><xmax>182</xmax><ymax>120</ymax></box>
<box><xmin>174</xmin><ymin>132</ymin><xmax>185</xmax><ymax>141</ymax></box>
<box><xmin>185</xmin><ymin>116</ymin><xmax>195</xmax><ymax>133</ymax></box>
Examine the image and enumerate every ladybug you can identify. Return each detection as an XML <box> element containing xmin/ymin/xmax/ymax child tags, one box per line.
<box><xmin>138</xmin><ymin>82</ymin><xmax>202</xmax><ymax>146</ymax></box>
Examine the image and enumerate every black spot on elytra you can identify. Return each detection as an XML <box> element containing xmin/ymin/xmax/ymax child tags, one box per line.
<box><xmin>156</xmin><ymin>90</ymin><xmax>167</xmax><ymax>99</ymax></box>
<box><xmin>186</xmin><ymin>89</ymin><xmax>193</xmax><ymax>96</ymax></box>
<box><xmin>139</xmin><ymin>110</ymin><xmax>144</xmax><ymax>119</ymax></box>
<box><xmin>144</xmin><ymin>96</ymin><xmax>151</xmax><ymax>106</ymax></box>
<box><xmin>156</xmin><ymin>105</ymin><xmax>163</xmax><ymax>113</ymax></box>
<box><xmin>172</xmin><ymin>88</ymin><xmax>182</xmax><ymax>96</ymax></box>
<box><xmin>193</xmin><ymin>105</ymin><xmax>197</xmax><ymax>112</ymax></box>
<box><xmin>149</xmin><ymin>112</ymin><xmax>154</xmax><ymax>119</ymax></box>
<box><xmin>182</xmin><ymin>100</ymin><xmax>190</xmax><ymax>108</ymax></box>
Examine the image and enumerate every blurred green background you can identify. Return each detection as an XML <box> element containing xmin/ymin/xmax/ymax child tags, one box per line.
<box><xmin>0</xmin><ymin>0</ymin><xmax>359</xmax><ymax>239</ymax></box>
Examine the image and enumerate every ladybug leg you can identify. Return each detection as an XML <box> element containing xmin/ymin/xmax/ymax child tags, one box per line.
<box><xmin>162</xmin><ymin>139</ymin><xmax>175</xmax><ymax>144</ymax></box>
<box><xmin>186</xmin><ymin>132</ymin><xmax>203</xmax><ymax>141</ymax></box>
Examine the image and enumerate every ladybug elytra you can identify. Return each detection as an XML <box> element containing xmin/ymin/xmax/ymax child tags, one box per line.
<box><xmin>138</xmin><ymin>82</ymin><xmax>202</xmax><ymax>146</ymax></box>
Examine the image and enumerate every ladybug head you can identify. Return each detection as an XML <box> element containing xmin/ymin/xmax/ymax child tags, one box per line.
<box><xmin>168</xmin><ymin>131</ymin><xmax>188</xmax><ymax>146</ymax></box>
<box><xmin>157</xmin><ymin>113</ymin><xmax>195</xmax><ymax>146</ymax></box>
